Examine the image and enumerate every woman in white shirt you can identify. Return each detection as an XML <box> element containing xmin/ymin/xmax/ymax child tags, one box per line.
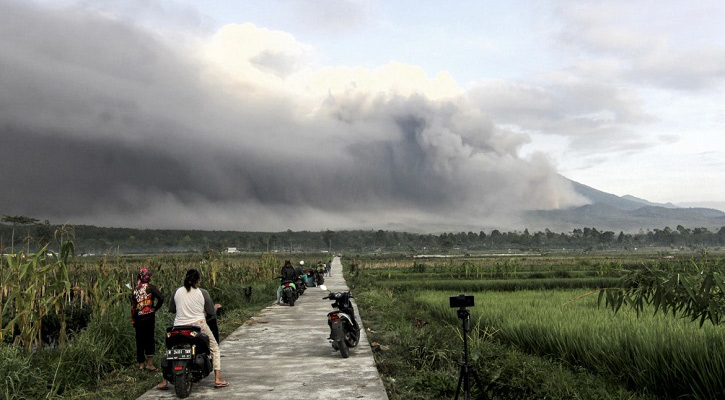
<box><xmin>157</xmin><ymin>269</ymin><xmax>229</xmax><ymax>390</ymax></box>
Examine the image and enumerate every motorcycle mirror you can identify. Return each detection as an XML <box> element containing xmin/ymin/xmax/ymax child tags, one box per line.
<box><xmin>319</xmin><ymin>285</ymin><xmax>327</xmax><ymax>291</ymax></box>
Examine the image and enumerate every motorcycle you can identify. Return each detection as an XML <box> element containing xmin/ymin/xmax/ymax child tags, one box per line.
<box><xmin>276</xmin><ymin>276</ymin><xmax>298</xmax><ymax>306</ymax></box>
<box><xmin>161</xmin><ymin>325</ymin><xmax>213</xmax><ymax>398</ymax></box>
<box><xmin>302</xmin><ymin>269</ymin><xmax>316</xmax><ymax>287</ymax></box>
<box><xmin>315</xmin><ymin>269</ymin><xmax>325</xmax><ymax>286</ymax></box>
<box><xmin>294</xmin><ymin>275</ymin><xmax>306</xmax><ymax>296</ymax></box>
<box><xmin>320</xmin><ymin>285</ymin><xmax>360</xmax><ymax>358</ymax></box>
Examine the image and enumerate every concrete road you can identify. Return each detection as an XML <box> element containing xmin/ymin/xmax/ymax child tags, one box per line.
<box><xmin>138</xmin><ymin>257</ymin><xmax>388</xmax><ymax>400</ymax></box>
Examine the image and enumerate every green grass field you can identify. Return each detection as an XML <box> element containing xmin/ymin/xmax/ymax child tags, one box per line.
<box><xmin>419</xmin><ymin>290</ymin><xmax>724</xmax><ymax>399</ymax></box>
<box><xmin>350</xmin><ymin>253</ymin><xmax>724</xmax><ymax>399</ymax></box>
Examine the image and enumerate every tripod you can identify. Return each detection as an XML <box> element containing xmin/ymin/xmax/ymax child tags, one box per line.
<box><xmin>454</xmin><ymin>308</ymin><xmax>486</xmax><ymax>400</ymax></box>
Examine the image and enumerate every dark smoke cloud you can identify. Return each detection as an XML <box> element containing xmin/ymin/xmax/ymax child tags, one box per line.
<box><xmin>0</xmin><ymin>1</ymin><xmax>586</xmax><ymax>231</ymax></box>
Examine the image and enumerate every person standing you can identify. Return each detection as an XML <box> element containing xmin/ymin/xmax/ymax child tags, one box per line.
<box><xmin>130</xmin><ymin>268</ymin><xmax>164</xmax><ymax>371</ymax></box>
<box><xmin>326</xmin><ymin>260</ymin><xmax>332</xmax><ymax>277</ymax></box>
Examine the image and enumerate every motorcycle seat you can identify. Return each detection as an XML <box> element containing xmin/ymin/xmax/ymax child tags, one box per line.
<box><xmin>165</xmin><ymin>325</ymin><xmax>211</xmax><ymax>353</ymax></box>
<box><xmin>167</xmin><ymin>325</ymin><xmax>202</xmax><ymax>333</ymax></box>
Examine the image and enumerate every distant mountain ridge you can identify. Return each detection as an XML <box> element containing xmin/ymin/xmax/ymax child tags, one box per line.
<box><xmin>620</xmin><ymin>194</ymin><xmax>678</xmax><ymax>209</ymax></box>
<box><xmin>567</xmin><ymin>180</ymin><xmax>676</xmax><ymax>211</ymax></box>
<box><xmin>524</xmin><ymin>179</ymin><xmax>725</xmax><ymax>232</ymax></box>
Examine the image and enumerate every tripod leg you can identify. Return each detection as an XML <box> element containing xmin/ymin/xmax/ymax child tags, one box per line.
<box><xmin>464</xmin><ymin>365</ymin><xmax>471</xmax><ymax>400</ymax></box>
<box><xmin>468</xmin><ymin>366</ymin><xmax>488</xmax><ymax>400</ymax></box>
<box><xmin>454</xmin><ymin>364</ymin><xmax>464</xmax><ymax>400</ymax></box>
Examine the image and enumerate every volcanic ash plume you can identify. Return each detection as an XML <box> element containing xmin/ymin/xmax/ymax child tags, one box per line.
<box><xmin>0</xmin><ymin>3</ymin><xmax>587</xmax><ymax>230</ymax></box>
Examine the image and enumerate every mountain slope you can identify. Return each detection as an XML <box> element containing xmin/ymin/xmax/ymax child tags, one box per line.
<box><xmin>621</xmin><ymin>195</ymin><xmax>677</xmax><ymax>209</ymax></box>
<box><xmin>523</xmin><ymin>178</ymin><xmax>725</xmax><ymax>232</ymax></box>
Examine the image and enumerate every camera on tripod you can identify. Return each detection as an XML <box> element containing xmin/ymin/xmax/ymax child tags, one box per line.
<box><xmin>450</xmin><ymin>294</ymin><xmax>474</xmax><ymax>332</ymax></box>
<box><xmin>449</xmin><ymin>294</ymin><xmax>485</xmax><ymax>399</ymax></box>
<box><xmin>449</xmin><ymin>294</ymin><xmax>474</xmax><ymax>308</ymax></box>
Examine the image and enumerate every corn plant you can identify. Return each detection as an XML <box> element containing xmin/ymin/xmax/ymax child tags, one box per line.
<box><xmin>79</xmin><ymin>258</ymin><xmax>129</xmax><ymax>318</ymax></box>
<box><xmin>45</xmin><ymin>240</ymin><xmax>73</xmax><ymax>346</ymax></box>
<box><xmin>599</xmin><ymin>258</ymin><xmax>724</xmax><ymax>326</ymax></box>
<box><xmin>1</xmin><ymin>244</ymin><xmax>71</xmax><ymax>352</ymax></box>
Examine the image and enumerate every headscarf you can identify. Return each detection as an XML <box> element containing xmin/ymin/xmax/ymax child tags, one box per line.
<box><xmin>133</xmin><ymin>268</ymin><xmax>156</xmax><ymax>316</ymax></box>
<box><xmin>136</xmin><ymin>268</ymin><xmax>152</xmax><ymax>290</ymax></box>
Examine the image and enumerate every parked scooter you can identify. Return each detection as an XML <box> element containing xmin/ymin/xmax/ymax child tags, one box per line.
<box><xmin>320</xmin><ymin>285</ymin><xmax>360</xmax><ymax>358</ymax></box>
<box><xmin>294</xmin><ymin>275</ymin><xmax>306</xmax><ymax>296</ymax></box>
<box><xmin>161</xmin><ymin>325</ymin><xmax>213</xmax><ymax>398</ymax></box>
<box><xmin>302</xmin><ymin>269</ymin><xmax>316</xmax><ymax>287</ymax></box>
<box><xmin>276</xmin><ymin>276</ymin><xmax>298</xmax><ymax>306</ymax></box>
<box><xmin>314</xmin><ymin>270</ymin><xmax>325</xmax><ymax>286</ymax></box>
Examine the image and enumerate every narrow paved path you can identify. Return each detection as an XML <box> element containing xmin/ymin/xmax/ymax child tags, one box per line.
<box><xmin>138</xmin><ymin>257</ymin><xmax>388</xmax><ymax>400</ymax></box>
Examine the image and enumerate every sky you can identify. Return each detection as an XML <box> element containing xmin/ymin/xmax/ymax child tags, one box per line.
<box><xmin>1</xmin><ymin>0</ymin><xmax>724</xmax><ymax>232</ymax></box>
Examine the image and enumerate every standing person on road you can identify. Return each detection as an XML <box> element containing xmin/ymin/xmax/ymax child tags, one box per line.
<box><xmin>157</xmin><ymin>269</ymin><xmax>229</xmax><ymax>390</ymax></box>
<box><xmin>130</xmin><ymin>268</ymin><xmax>164</xmax><ymax>371</ymax></box>
<box><xmin>326</xmin><ymin>260</ymin><xmax>332</xmax><ymax>277</ymax></box>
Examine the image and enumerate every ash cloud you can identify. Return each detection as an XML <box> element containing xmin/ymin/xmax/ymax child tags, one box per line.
<box><xmin>0</xmin><ymin>1</ymin><xmax>586</xmax><ymax>231</ymax></box>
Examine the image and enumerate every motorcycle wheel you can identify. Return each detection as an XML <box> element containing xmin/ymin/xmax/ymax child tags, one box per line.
<box><xmin>174</xmin><ymin>368</ymin><xmax>193</xmax><ymax>398</ymax></box>
<box><xmin>345</xmin><ymin>330</ymin><xmax>359</xmax><ymax>348</ymax></box>
<box><xmin>339</xmin><ymin>340</ymin><xmax>350</xmax><ymax>358</ymax></box>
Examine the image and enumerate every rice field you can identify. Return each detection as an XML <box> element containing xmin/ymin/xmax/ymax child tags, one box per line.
<box><xmin>419</xmin><ymin>290</ymin><xmax>724</xmax><ymax>399</ymax></box>
<box><xmin>350</xmin><ymin>253</ymin><xmax>725</xmax><ymax>399</ymax></box>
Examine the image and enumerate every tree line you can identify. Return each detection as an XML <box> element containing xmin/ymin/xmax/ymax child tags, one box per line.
<box><xmin>1</xmin><ymin>216</ymin><xmax>723</xmax><ymax>254</ymax></box>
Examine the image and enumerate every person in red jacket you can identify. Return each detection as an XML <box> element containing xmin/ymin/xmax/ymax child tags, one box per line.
<box><xmin>130</xmin><ymin>268</ymin><xmax>164</xmax><ymax>371</ymax></box>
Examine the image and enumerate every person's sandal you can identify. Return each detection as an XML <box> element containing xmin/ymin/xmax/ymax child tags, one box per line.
<box><xmin>214</xmin><ymin>381</ymin><xmax>230</xmax><ymax>388</ymax></box>
<box><xmin>156</xmin><ymin>383</ymin><xmax>169</xmax><ymax>390</ymax></box>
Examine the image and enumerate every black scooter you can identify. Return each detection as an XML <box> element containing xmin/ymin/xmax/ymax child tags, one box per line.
<box><xmin>276</xmin><ymin>276</ymin><xmax>298</xmax><ymax>306</ymax></box>
<box><xmin>294</xmin><ymin>275</ymin><xmax>306</xmax><ymax>296</ymax></box>
<box><xmin>315</xmin><ymin>270</ymin><xmax>325</xmax><ymax>286</ymax></box>
<box><xmin>161</xmin><ymin>325</ymin><xmax>213</xmax><ymax>398</ymax></box>
<box><xmin>320</xmin><ymin>285</ymin><xmax>360</xmax><ymax>358</ymax></box>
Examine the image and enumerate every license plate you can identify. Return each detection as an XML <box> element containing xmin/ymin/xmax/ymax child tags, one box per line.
<box><xmin>166</xmin><ymin>348</ymin><xmax>192</xmax><ymax>360</ymax></box>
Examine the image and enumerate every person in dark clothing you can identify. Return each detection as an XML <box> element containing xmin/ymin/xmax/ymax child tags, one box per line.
<box><xmin>277</xmin><ymin>260</ymin><xmax>297</xmax><ymax>304</ymax></box>
<box><xmin>281</xmin><ymin>260</ymin><xmax>297</xmax><ymax>281</ymax></box>
<box><xmin>130</xmin><ymin>268</ymin><xmax>164</xmax><ymax>371</ymax></box>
